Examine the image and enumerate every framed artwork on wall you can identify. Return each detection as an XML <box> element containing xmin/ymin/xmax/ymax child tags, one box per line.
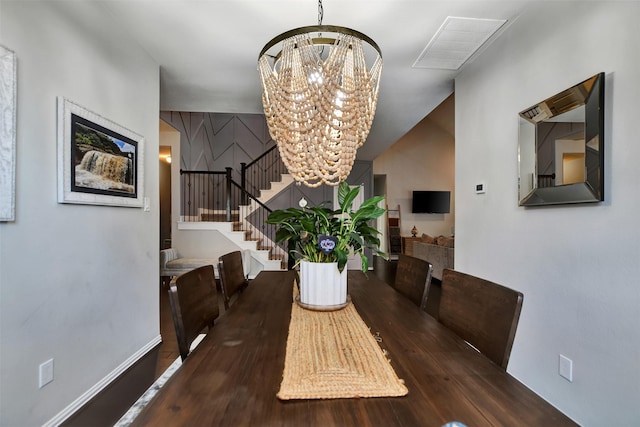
<box><xmin>57</xmin><ymin>97</ymin><xmax>145</xmax><ymax>207</ymax></box>
<box><xmin>0</xmin><ymin>45</ymin><xmax>17</xmax><ymax>221</ymax></box>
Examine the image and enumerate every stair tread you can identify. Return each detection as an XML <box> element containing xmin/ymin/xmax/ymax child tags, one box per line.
<box><xmin>190</xmin><ymin>170</ymin><xmax>291</xmax><ymax>273</ymax></box>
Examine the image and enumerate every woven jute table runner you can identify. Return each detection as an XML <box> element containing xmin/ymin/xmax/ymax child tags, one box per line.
<box><xmin>277</xmin><ymin>286</ymin><xmax>408</xmax><ymax>400</ymax></box>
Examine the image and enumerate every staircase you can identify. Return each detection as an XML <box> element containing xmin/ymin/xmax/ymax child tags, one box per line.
<box><xmin>178</xmin><ymin>148</ymin><xmax>292</xmax><ymax>277</ymax></box>
<box><xmin>190</xmin><ymin>219</ymin><xmax>283</xmax><ymax>278</ymax></box>
<box><xmin>233</xmin><ymin>173</ymin><xmax>294</xmax><ymax>273</ymax></box>
<box><xmin>209</xmin><ymin>174</ymin><xmax>293</xmax><ymax>278</ymax></box>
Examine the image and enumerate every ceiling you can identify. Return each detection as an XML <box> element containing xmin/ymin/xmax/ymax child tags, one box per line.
<box><xmin>100</xmin><ymin>0</ymin><xmax>535</xmax><ymax>160</ymax></box>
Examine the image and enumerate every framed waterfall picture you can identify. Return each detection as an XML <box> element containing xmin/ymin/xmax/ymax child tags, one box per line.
<box><xmin>57</xmin><ymin>97</ymin><xmax>144</xmax><ymax>207</ymax></box>
<box><xmin>1</xmin><ymin>45</ymin><xmax>17</xmax><ymax>221</ymax></box>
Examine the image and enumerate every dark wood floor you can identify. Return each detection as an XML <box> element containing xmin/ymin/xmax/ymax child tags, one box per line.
<box><xmin>155</xmin><ymin>256</ymin><xmax>433</xmax><ymax>379</ymax></box>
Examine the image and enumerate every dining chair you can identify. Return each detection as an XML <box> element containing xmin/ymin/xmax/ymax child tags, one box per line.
<box><xmin>168</xmin><ymin>264</ymin><xmax>219</xmax><ymax>361</ymax></box>
<box><xmin>218</xmin><ymin>250</ymin><xmax>249</xmax><ymax>310</ymax></box>
<box><xmin>394</xmin><ymin>254</ymin><xmax>433</xmax><ymax>311</ymax></box>
<box><xmin>438</xmin><ymin>269</ymin><xmax>524</xmax><ymax>370</ymax></box>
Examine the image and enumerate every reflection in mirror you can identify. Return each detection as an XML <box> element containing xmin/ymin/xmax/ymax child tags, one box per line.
<box><xmin>518</xmin><ymin>73</ymin><xmax>604</xmax><ymax>206</ymax></box>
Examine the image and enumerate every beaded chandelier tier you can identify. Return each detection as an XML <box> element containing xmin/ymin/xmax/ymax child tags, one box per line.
<box><xmin>258</xmin><ymin>3</ymin><xmax>382</xmax><ymax>187</ymax></box>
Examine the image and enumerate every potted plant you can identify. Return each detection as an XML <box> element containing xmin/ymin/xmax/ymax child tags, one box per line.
<box><xmin>266</xmin><ymin>182</ymin><xmax>387</xmax><ymax>308</ymax></box>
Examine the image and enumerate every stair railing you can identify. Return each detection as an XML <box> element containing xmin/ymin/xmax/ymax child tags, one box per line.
<box><xmin>180</xmin><ymin>169</ymin><xmax>229</xmax><ymax>221</ymax></box>
<box><xmin>179</xmin><ymin>168</ymin><xmax>286</xmax><ymax>261</ymax></box>
<box><xmin>241</xmin><ymin>145</ymin><xmax>286</xmax><ymax>204</ymax></box>
<box><xmin>230</xmin><ymin>181</ymin><xmax>284</xmax><ymax>259</ymax></box>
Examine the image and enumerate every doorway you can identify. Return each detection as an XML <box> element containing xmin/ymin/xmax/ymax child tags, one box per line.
<box><xmin>374</xmin><ymin>174</ymin><xmax>388</xmax><ymax>256</ymax></box>
<box><xmin>157</xmin><ymin>120</ymin><xmax>182</xmax><ymax>376</ymax></box>
<box><xmin>159</xmin><ymin>145</ymin><xmax>172</xmax><ymax>249</ymax></box>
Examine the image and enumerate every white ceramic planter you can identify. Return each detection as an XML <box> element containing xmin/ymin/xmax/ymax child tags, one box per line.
<box><xmin>299</xmin><ymin>261</ymin><xmax>348</xmax><ymax>307</ymax></box>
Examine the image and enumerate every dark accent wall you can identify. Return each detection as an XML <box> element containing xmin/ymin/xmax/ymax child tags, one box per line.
<box><xmin>159</xmin><ymin>111</ymin><xmax>275</xmax><ymax>183</ymax></box>
<box><xmin>159</xmin><ymin>111</ymin><xmax>374</xmax><ymax>211</ymax></box>
<box><xmin>267</xmin><ymin>160</ymin><xmax>373</xmax><ymax>210</ymax></box>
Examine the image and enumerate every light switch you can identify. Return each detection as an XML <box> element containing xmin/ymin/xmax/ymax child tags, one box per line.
<box><xmin>559</xmin><ymin>354</ymin><xmax>573</xmax><ymax>382</ymax></box>
<box><xmin>39</xmin><ymin>359</ymin><xmax>54</xmax><ymax>388</ymax></box>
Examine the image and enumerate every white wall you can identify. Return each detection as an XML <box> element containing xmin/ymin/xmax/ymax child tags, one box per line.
<box><xmin>159</xmin><ymin>125</ymin><xmax>240</xmax><ymax>261</ymax></box>
<box><xmin>0</xmin><ymin>2</ymin><xmax>160</xmax><ymax>425</ymax></box>
<box><xmin>374</xmin><ymin>98</ymin><xmax>455</xmax><ymax>238</ymax></box>
<box><xmin>455</xmin><ymin>3</ymin><xmax>640</xmax><ymax>425</ymax></box>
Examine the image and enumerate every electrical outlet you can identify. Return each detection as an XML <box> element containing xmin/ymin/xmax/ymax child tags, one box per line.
<box><xmin>39</xmin><ymin>359</ymin><xmax>54</xmax><ymax>388</ymax></box>
<box><xmin>559</xmin><ymin>354</ymin><xmax>573</xmax><ymax>382</ymax></box>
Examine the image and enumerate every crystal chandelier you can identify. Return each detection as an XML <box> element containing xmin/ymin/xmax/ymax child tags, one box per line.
<box><xmin>258</xmin><ymin>0</ymin><xmax>382</xmax><ymax>187</ymax></box>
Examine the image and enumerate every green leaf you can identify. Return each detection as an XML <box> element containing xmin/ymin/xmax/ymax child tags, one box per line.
<box><xmin>358</xmin><ymin>195</ymin><xmax>384</xmax><ymax>209</ymax></box>
<box><xmin>337</xmin><ymin>181</ymin><xmax>351</xmax><ymax>207</ymax></box>
<box><xmin>335</xmin><ymin>248</ymin><xmax>349</xmax><ymax>272</ymax></box>
<box><xmin>348</xmin><ymin>231</ymin><xmax>364</xmax><ymax>248</ymax></box>
<box><xmin>341</xmin><ymin>187</ymin><xmax>360</xmax><ymax>213</ymax></box>
<box><xmin>360</xmin><ymin>253</ymin><xmax>369</xmax><ymax>272</ymax></box>
<box><xmin>274</xmin><ymin>228</ymin><xmax>294</xmax><ymax>243</ymax></box>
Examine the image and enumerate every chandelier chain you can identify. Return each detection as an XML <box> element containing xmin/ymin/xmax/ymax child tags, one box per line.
<box><xmin>318</xmin><ymin>0</ymin><xmax>323</xmax><ymax>26</ymax></box>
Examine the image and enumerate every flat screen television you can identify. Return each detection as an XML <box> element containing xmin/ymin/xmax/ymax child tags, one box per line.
<box><xmin>412</xmin><ymin>191</ymin><xmax>451</xmax><ymax>214</ymax></box>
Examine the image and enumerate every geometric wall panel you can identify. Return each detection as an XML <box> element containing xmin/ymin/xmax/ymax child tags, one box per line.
<box><xmin>159</xmin><ymin>110</ymin><xmax>373</xmax><ymax>209</ymax></box>
<box><xmin>160</xmin><ymin>111</ymin><xmax>275</xmax><ymax>183</ymax></box>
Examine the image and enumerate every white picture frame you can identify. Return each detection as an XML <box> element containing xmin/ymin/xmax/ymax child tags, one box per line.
<box><xmin>0</xmin><ymin>45</ymin><xmax>17</xmax><ymax>221</ymax></box>
<box><xmin>57</xmin><ymin>97</ymin><xmax>144</xmax><ymax>207</ymax></box>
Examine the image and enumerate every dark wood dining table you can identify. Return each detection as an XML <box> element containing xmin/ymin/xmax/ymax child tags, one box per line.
<box><xmin>131</xmin><ymin>270</ymin><xmax>577</xmax><ymax>426</ymax></box>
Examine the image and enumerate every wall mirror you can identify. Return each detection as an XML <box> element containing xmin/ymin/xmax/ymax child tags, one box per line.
<box><xmin>518</xmin><ymin>72</ymin><xmax>604</xmax><ymax>206</ymax></box>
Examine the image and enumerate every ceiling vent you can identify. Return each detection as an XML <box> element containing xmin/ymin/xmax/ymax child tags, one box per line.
<box><xmin>413</xmin><ymin>16</ymin><xmax>507</xmax><ymax>70</ymax></box>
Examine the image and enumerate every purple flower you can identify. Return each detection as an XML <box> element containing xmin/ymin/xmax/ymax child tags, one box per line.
<box><xmin>318</xmin><ymin>235</ymin><xmax>337</xmax><ymax>254</ymax></box>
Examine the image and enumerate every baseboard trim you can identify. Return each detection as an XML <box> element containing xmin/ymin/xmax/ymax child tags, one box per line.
<box><xmin>43</xmin><ymin>335</ymin><xmax>162</xmax><ymax>427</ymax></box>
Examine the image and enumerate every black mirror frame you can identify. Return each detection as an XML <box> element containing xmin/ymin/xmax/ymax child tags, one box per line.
<box><xmin>518</xmin><ymin>73</ymin><xmax>605</xmax><ymax>207</ymax></box>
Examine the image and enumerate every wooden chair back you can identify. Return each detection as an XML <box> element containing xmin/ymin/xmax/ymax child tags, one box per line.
<box><xmin>439</xmin><ymin>269</ymin><xmax>523</xmax><ymax>370</ymax></box>
<box><xmin>168</xmin><ymin>265</ymin><xmax>219</xmax><ymax>361</ymax></box>
<box><xmin>218</xmin><ymin>250</ymin><xmax>249</xmax><ymax>310</ymax></box>
<box><xmin>394</xmin><ymin>254</ymin><xmax>433</xmax><ymax>310</ymax></box>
